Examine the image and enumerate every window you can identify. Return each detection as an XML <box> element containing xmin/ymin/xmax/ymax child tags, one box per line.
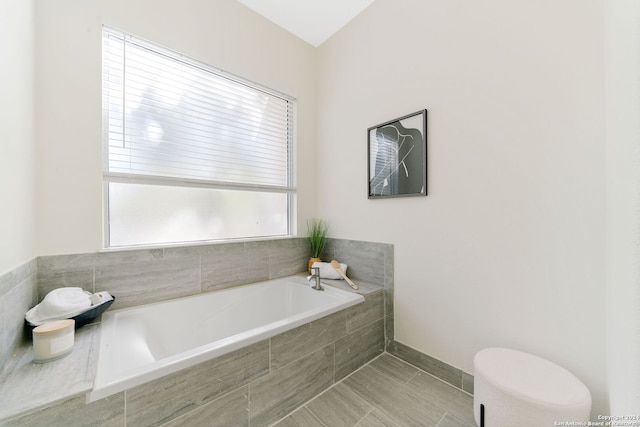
<box><xmin>102</xmin><ymin>28</ymin><xmax>295</xmax><ymax>248</ymax></box>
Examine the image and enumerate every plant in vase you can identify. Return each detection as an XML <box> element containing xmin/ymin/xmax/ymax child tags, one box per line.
<box><xmin>307</xmin><ymin>218</ymin><xmax>328</xmax><ymax>274</ymax></box>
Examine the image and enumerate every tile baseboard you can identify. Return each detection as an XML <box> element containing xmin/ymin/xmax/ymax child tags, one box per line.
<box><xmin>387</xmin><ymin>340</ymin><xmax>474</xmax><ymax>395</ymax></box>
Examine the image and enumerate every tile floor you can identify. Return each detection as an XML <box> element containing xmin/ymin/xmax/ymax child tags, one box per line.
<box><xmin>272</xmin><ymin>352</ymin><xmax>476</xmax><ymax>427</ymax></box>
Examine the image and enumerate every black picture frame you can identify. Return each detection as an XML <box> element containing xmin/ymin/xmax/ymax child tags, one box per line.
<box><xmin>368</xmin><ymin>109</ymin><xmax>427</xmax><ymax>199</ymax></box>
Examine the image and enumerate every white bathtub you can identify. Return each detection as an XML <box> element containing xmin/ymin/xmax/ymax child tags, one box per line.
<box><xmin>88</xmin><ymin>276</ymin><xmax>364</xmax><ymax>402</ymax></box>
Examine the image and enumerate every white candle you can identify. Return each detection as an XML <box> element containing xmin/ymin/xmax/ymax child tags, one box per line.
<box><xmin>32</xmin><ymin>319</ymin><xmax>75</xmax><ymax>363</ymax></box>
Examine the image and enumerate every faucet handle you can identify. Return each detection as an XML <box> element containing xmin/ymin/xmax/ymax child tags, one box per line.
<box><xmin>309</xmin><ymin>266</ymin><xmax>323</xmax><ymax>291</ymax></box>
<box><xmin>307</xmin><ymin>266</ymin><xmax>320</xmax><ymax>282</ymax></box>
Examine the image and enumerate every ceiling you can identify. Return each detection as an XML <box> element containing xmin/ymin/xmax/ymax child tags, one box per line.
<box><xmin>236</xmin><ymin>0</ymin><xmax>376</xmax><ymax>47</ymax></box>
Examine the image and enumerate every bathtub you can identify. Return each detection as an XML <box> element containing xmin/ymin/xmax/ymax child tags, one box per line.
<box><xmin>88</xmin><ymin>276</ymin><xmax>364</xmax><ymax>402</ymax></box>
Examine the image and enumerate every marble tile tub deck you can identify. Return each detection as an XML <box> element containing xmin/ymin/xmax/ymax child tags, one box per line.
<box><xmin>0</xmin><ymin>323</ymin><xmax>101</xmax><ymax>421</ymax></box>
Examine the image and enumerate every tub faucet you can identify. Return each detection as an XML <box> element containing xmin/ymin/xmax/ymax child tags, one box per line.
<box><xmin>307</xmin><ymin>267</ymin><xmax>323</xmax><ymax>291</ymax></box>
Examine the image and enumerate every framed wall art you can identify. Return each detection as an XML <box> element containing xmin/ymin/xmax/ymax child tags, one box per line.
<box><xmin>367</xmin><ymin>109</ymin><xmax>427</xmax><ymax>199</ymax></box>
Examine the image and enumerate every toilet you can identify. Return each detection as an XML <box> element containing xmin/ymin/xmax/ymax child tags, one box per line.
<box><xmin>473</xmin><ymin>348</ymin><xmax>591</xmax><ymax>427</ymax></box>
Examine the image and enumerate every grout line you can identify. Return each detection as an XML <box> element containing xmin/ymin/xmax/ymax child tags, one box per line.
<box><xmin>366</xmin><ymin>353</ymin><xmax>468</xmax><ymax>426</ymax></box>
<box><xmin>247</xmin><ymin>383</ymin><xmax>251</xmax><ymax>427</ymax></box>
<box><xmin>332</xmin><ymin>342</ymin><xmax>336</xmax><ymax>383</ymax></box>
<box><xmin>268</xmin><ymin>353</ymin><xmax>386</xmax><ymax>426</ymax></box>
<box><xmin>268</xmin><ymin>338</ymin><xmax>272</xmax><ymax>373</ymax></box>
<box><xmin>267</xmin><ymin>406</ymin><xmax>327</xmax><ymax>427</ymax></box>
<box><xmin>198</xmin><ymin>254</ymin><xmax>202</xmax><ymax>293</ymax></box>
<box><xmin>270</xmin><ymin>337</ymin><xmax>333</xmax><ymax>373</ymax></box>
<box><xmin>384</xmin><ymin>352</ymin><xmax>474</xmax><ymax>397</ymax></box>
<box><xmin>352</xmin><ymin>408</ymin><xmax>374</xmax><ymax>427</ymax></box>
<box><xmin>366</xmin><ymin>355</ymin><xmax>417</xmax><ymax>388</ymax></box>
<box><xmin>434</xmin><ymin>412</ymin><xmax>448</xmax><ymax>427</ymax></box>
<box><xmin>306</xmin><ymin>407</ymin><xmax>329</xmax><ymax>427</ymax></box>
<box><xmin>404</xmin><ymin>370</ymin><xmax>420</xmax><ymax>385</ymax></box>
<box><xmin>123</xmin><ymin>389</ymin><xmax>127</xmax><ymax>427</ymax></box>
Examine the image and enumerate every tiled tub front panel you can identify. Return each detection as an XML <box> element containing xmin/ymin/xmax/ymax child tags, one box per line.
<box><xmin>2</xmin><ymin>290</ymin><xmax>385</xmax><ymax>427</ymax></box>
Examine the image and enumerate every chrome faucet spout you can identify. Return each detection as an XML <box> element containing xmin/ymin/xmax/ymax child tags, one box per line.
<box><xmin>307</xmin><ymin>266</ymin><xmax>323</xmax><ymax>291</ymax></box>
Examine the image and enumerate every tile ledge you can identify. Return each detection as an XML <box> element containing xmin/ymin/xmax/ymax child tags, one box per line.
<box><xmin>293</xmin><ymin>273</ymin><xmax>383</xmax><ymax>295</ymax></box>
<box><xmin>0</xmin><ymin>323</ymin><xmax>100</xmax><ymax>422</ymax></box>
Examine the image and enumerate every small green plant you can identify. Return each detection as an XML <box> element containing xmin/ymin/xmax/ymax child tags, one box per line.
<box><xmin>307</xmin><ymin>219</ymin><xmax>328</xmax><ymax>258</ymax></box>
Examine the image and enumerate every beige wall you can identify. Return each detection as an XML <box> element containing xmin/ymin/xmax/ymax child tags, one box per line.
<box><xmin>34</xmin><ymin>0</ymin><xmax>317</xmax><ymax>256</ymax></box>
<box><xmin>605</xmin><ymin>0</ymin><xmax>640</xmax><ymax>414</ymax></box>
<box><xmin>317</xmin><ymin>0</ymin><xmax>608</xmax><ymax>416</ymax></box>
<box><xmin>0</xmin><ymin>0</ymin><xmax>36</xmax><ymax>275</ymax></box>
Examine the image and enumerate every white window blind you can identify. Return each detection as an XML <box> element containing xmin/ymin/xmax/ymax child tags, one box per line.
<box><xmin>102</xmin><ymin>27</ymin><xmax>295</xmax><ymax>247</ymax></box>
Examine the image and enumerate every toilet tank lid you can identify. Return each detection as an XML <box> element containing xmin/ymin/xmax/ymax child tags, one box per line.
<box><xmin>473</xmin><ymin>347</ymin><xmax>591</xmax><ymax>406</ymax></box>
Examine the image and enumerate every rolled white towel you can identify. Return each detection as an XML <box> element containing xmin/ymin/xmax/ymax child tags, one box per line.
<box><xmin>90</xmin><ymin>291</ymin><xmax>113</xmax><ymax>306</ymax></box>
<box><xmin>311</xmin><ymin>261</ymin><xmax>348</xmax><ymax>280</ymax></box>
<box><xmin>25</xmin><ymin>287</ymin><xmax>92</xmax><ymax>326</ymax></box>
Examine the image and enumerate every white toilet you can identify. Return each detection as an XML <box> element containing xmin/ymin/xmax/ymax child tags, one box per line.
<box><xmin>473</xmin><ymin>347</ymin><xmax>591</xmax><ymax>427</ymax></box>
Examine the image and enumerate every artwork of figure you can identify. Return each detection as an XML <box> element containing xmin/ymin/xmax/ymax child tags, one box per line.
<box><xmin>368</xmin><ymin>111</ymin><xmax>426</xmax><ymax>198</ymax></box>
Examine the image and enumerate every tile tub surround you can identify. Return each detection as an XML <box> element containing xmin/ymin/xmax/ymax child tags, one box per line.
<box><xmin>0</xmin><ymin>284</ymin><xmax>385</xmax><ymax>426</ymax></box>
<box><xmin>35</xmin><ymin>237</ymin><xmax>393</xmax><ymax>312</ymax></box>
<box><xmin>322</xmin><ymin>238</ymin><xmax>394</xmax><ymax>346</ymax></box>
<box><xmin>0</xmin><ymin>237</ymin><xmax>393</xmax><ymax>424</ymax></box>
<box><xmin>36</xmin><ymin>238</ymin><xmax>312</xmax><ymax>310</ymax></box>
<box><xmin>0</xmin><ymin>259</ymin><xmax>37</xmax><ymax>371</ymax></box>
